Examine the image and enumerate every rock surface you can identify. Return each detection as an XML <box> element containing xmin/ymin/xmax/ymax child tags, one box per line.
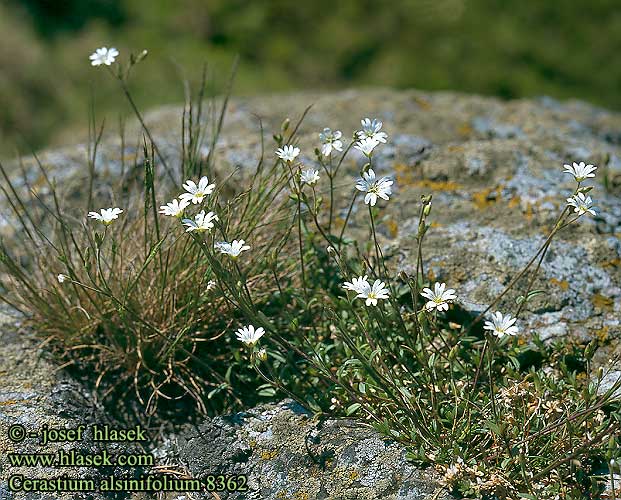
<box><xmin>154</xmin><ymin>400</ymin><xmax>449</xmax><ymax>500</ymax></box>
<box><xmin>2</xmin><ymin>88</ymin><xmax>621</xmax><ymax>497</ymax></box>
<box><xmin>0</xmin><ymin>309</ymin><xmax>112</xmax><ymax>500</ymax></box>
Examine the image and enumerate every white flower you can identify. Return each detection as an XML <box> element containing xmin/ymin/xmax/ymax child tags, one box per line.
<box><xmin>420</xmin><ymin>282</ymin><xmax>457</xmax><ymax>312</ymax></box>
<box><xmin>343</xmin><ymin>276</ymin><xmax>389</xmax><ymax>306</ymax></box>
<box><xmin>300</xmin><ymin>169</ymin><xmax>320</xmax><ymax>185</ymax></box>
<box><xmin>343</xmin><ymin>275</ymin><xmax>370</xmax><ymax>294</ymax></box>
<box><xmin>567</xmin><ymin>192</ymin><xmax>597</xmax><ymax>216</ymax></box>
<box><xmin>563</xmin><ymin>162</ymin><xmax>597</xmax><ymax>182</ymax></box>
<box><xmin>358</xmin><ymin>279</ymin><xmax>390</xmax><ymax>306</ymax></box>
<box><xmin>159</xmin><ymin>198</ymin><xmax>190</xmax><ymax>217</ymax></box>
<box><xmin>182</xmin><ymin>210</ymin><xmax>218</xmax><ymax>233</ymax></box>
<box><xmin>206</xmin><ymin>280</ymin><xmax>217</xmax><ymax>291</ymax></box>
<box><xmin>256</xmin><ymin>347</ymin><xmax>268</xmax><ymax>361</ymax></box>
<box><xmin>354</xmin><ymin>137</ymin><xmax>381</xmax><ymax>157</ymax></box>
<box><xmin>357</xmin><ymin>118</ymin><xmax>388</xmax><ymax>143</ymax></box>
<box><xmin>89</xmin><ymin>47</ymin><xmax>119</xmax><ymax>66</ymax></box>
<box><xmin>275</xmin><ymin>145</ymin><xmax>300</xmax><ymax>163</ymax></box>
<box><xmin>88</xmin><ymin>207</ymin><xmax>123</xmax><ymax>225</ymax></box>
<box><xmin>483</xmin><ymin>311</ymin><xmax>519</xmax><ymax>338</ymax></box>
<box><xmin>180</xmin><ymin>176</ymin><xmax>215</xmax><ymax>205</ymax></box>
<box><xmin>215</xmin><ymin>239</ymin><xmax>250</xmax><ymax>258</ymax></box>
<box><xmin>57</xmin><ymin>274</ymin><xmax>68</xmax><ymax>284</ymax></box>
<box><xmin>355</xmin><ymin>169</ymin><xmax>393</xmax><ymax>206</ymax></box>
<box><xmin>319</xmin><ymin>128</ymin><xmax>343</xmax><ymax>156</ymax></box>
<box><xmin>235</xmin><ymin>325</ymin><xmax>265</xmax><ymax>346</ymax></box>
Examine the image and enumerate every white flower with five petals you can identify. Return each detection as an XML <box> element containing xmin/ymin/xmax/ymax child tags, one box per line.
<box><xmin>343</xmin><ymin>275</ymin><xmax>370</xmax><ymax>294</ymax></box>
<box><xmin>159</xmin><ymin>198</ymin><xmax>190</xmax><ymax>217</ymax></box>
<box><xmin>89</xmin><ymin>47</ymin><xmax>119</xmax><ymax>66</ymax></box>
<box><xmin>420</xmin><ymin>282</ymin><xmax>457</xmax><ymax>312</ymax></box>
<box><xmin>180</xmin><ymin>176</ymin><xmax>216</xmax><ymax>205</ymax></box>
<box><xmin>343</xmin><ymin>276</ymin><xmax>390</xmax><ymax>306</ymax></box>
<box><xmin>563</xmin><ymin>162</ymin><xmax>597</xmax><ymax>182</ymax></box>
<box><xmin>357</xmin><ymin>118</ymin><xmax>388</xmax><ymax>143</ymax></box>
<box><xmin>88</xmin><ymin>207</ymin><xmax>123</xmax><ymax>225</ymax></box>
<box><xmin>300</xmin><ymin>169</ymin><xmax>320</xmax><ymax>185</ymax></box>
<box><xmin>567</xmin><ymin>192</ymin><xmax>597</xmax><ymax>216</ymax></box>
<box><xmin>358</xmin><ymin>279</ymin><xmax>390</xmax><ymax>306</ymax></box>
<box><xmin>215</xmin><ymin>239</ymin><xmax>250</xmax><ymax>258</ymax></box>
<box><xmin>354</xmin><ymin>137</ymin><xmax>380</xmax><ymax>157</ymax></box>
<box><xmin>483</xmin><ymin>311</ymin><xmax>519</xmax><ymax>338</ymax></box>
<box><xmin>355</xmin><ymin>169</ymin><xmax>393</xmax><ymax>206</ymax></box>
<box><xmin>182</xmin><ymin>210</ymin><xmax>218</xmax><ymax>232</ymax></box>
<box><xmin>275</xmin><ymin>145</ymin><xmax>300</xmax><ymax>163</ymax></box>
<box><xmin>319</xmin><ymin>128</ymin><xmax>343</xmax><ymax>156</ymax></box>
<box><xmin>235</xmin><ymin>325</ymin><xmax>265</xmax><ymax>346</ymax></box>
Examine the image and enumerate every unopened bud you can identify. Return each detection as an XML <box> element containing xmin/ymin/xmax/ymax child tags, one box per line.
<box><xmin>585</xmin><ymin>340</ymin><xmax>597</xmax><ymax>360</ymax></box>
<box><xmin>423</xmin><ymin>201</ymin><xmax>432</xmax><ymax>217</ymax></box>
<box><xmin>256</xmin><ymin>348</ymin><xmax>268</xmax><ymax>362</ymax></box>
<box><xmin>281</xmin><ymin>118</ymin><xmax>290</xmax><ymax>132</ymax></box>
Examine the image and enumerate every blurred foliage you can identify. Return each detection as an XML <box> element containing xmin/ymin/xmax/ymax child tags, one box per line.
<box><xmin>2</xmin><ymin>0</ymin><xmax>621</xmax><ymax>156</ymax></box>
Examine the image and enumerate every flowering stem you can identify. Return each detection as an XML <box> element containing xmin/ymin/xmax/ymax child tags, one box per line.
<box><xmin>296</xmin><ymin>187</ymin><xmax>308</xmax><ymax>298</ymax></box>
<box><xmin>328</xmin><ymin>155</ymin><xmax>335</xmax><ymax>232</ymax></box>
<box><xmin>368</xmin><ymin>205</ymin><xmax>383</xmax><ymax>276</ymax></box>
<box><xmin>337</xmin><ymin>192</ymin><xmax>358</xmax><ymax>250</ymax></box>
<box><xmin>515</xmin><ymin>206</ymin><xmax>570</xmax><ymax>318</ymax></box>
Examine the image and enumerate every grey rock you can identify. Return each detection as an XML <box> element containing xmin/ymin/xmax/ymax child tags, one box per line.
<box><xmin>3</xmin><ymin>87</ymin><xmax>621</xmax><ymax>497</ymax></box>
<box><xmin>155</xmin><ymin>400</ymin><xmax>450</xmax><ymax>500</ymax></box>
<box><xmin>0</xmin><ymin>310</ymin><xmax>132</xmax><ymax>500</ymax></box>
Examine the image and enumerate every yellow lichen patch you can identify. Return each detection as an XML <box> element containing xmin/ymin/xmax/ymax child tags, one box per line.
<box><xmin>276</xmin><ymin>492</ymin><xmax>309</xmax><ymax>500</ymax></box>
<box><xmin>332</xmin><ymin>216</ymin><xmax>345</xmax><ymax>230</ymax></box>
<box><xmin>591</xmin><ymin>294</ymin><xmax>614</xmax><ymax>311</ymax></box>
<box><xmin>413</xmin><ymin>179</ymin><xmax>464</xmax><ymax>191</ymax></box>
<box><xmin>427</xmin><ymin>268</ymin><xmax>436</xmax><ymax>282</ymax></box>
<box><xmin>386</xmin><ymin>219</ymin><xmax>399</xmax><ymax>238</ymax></box>
<box><xmin>507</xmin><ymin>196</ymin><xmax>521</xmax><ymax>208</ymax></box>
<box><xmin>260</xmin><ymin>450</ymin><xmax>278</xmax><ymax>460</ymax></box>
<box><xmin>472</xmin><ymin>188</ymin><xmax>495</xmax><ymax>209</ymax></box>
<box><xmin>414</xmin><ymin>97</ymin><xmax>432</xmax><ymax>110</ymax></box>
<box><xmin>602</xmin><ymin>258</ymin><xmax>621</xmax><ymax>269</ymax></box>
<box><xmin>524</xmin><ymin>202</ymin><xmax>534</xmax><ymax>221</ymax></box>
<box><xmin>457</xmin><ymin>123</ymin><xmax>473</xmax><ymax>138</ymax></box>
<box><xmin>393</xmin><ymin>163</ymin><xmax>415</xmax><ymax>185</ymax></box>
<box><xmin>348</xmin><ymin>469</ymin><xmax>360</xmax><ymax>481</ymax></box>
<box><xmin>550</xmin><ymin>278</ymin><xmax>569</xmax><ymax>291</ymax></box>
<box><xmin>0</xmin><ymin>399</ymin><xmax>29</xmax><ymax>406</ymax></box>
<box><xmin>595</xmin><ymin>326</ymin><xmax>609</xmax><ymax>342</ymax></box>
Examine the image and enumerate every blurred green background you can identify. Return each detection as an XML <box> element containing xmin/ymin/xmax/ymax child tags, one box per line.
<box><xmin>2</xmin><ymin>0</ymin><xmax>621</xmax><ymax>155</ymax></box>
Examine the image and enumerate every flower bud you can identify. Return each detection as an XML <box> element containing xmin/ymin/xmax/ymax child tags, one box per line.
<box><xmin>423</xmin><ymin>201</ymin><xmax>432</xmax><ymax>217</ymax></box>
<box><xmin>256</xmin><ymin>348</ymin><xmax>268</xmax><ymax>362</ymax></box>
